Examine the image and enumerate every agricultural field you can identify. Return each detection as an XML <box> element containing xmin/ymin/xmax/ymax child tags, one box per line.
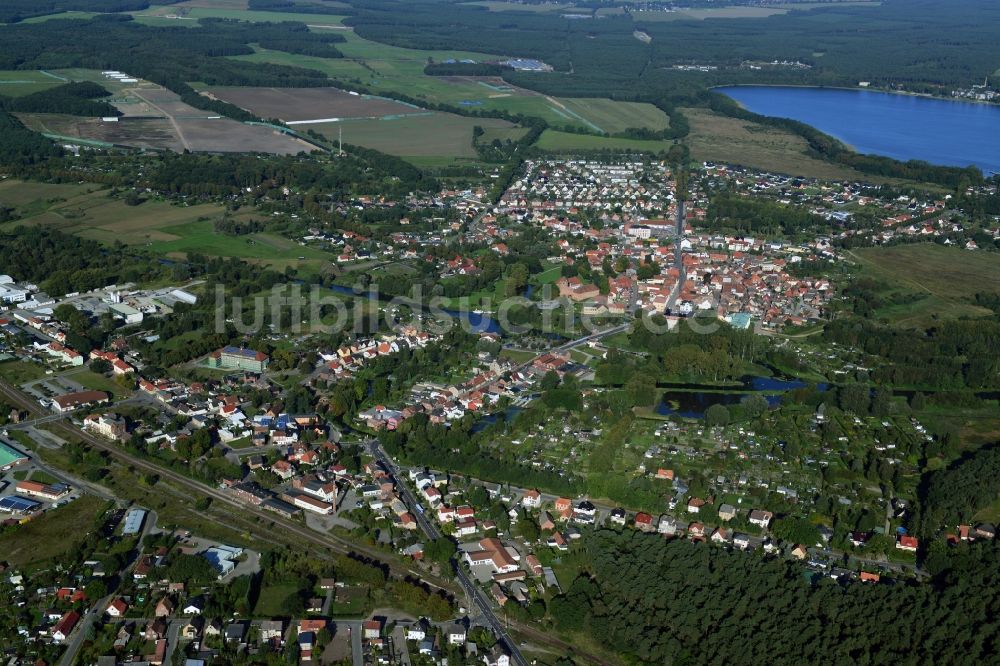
<box><xmin>16</xmin><ymin>81</ymin><xmax>315</xmax><ymax>154</ymax></box>
<box><xmin>681</xmin><ymin>107</ymin><xmax>866</xmax><ymax>180</ymax></box>
<box><xmin>847</xmin><ymin>243</ymin><xmax>1000</xmax><ymax>326</ymax></box>
<box><xmin>0</xmin><ymin>70</ymin><xmax>63</xmax><ymax>97</ymax></box>
<box><xmin>308</xmin><ymin>113</ymin><xmax>523</xmax><ymax>160</ymax></box>
<box><xmin>232</xmin><ymin>31</ymin><xmax>663</xmax><ymax>132</ymax></box>
<box><xmin>203</xmin><ymin>86</ymin><xmax>424</xmax><ymax>123</ymax></box>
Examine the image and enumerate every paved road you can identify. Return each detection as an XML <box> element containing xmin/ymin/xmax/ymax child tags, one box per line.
<box><xmin>368</xmin><ymin>441</ymin><xmax>528</xmax><ymax>666</ymax></box>
<box><xmin>56</xmin><ymin>594</ymin><xmax>112</xmax><ymax>666</ymax></box>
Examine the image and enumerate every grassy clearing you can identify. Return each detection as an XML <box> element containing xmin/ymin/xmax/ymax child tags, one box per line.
<box><xmin>499</xmin><ymin>348</ymin><xmax>537</xmax><ymax>364</ymax></box>
<box><xmin>1</xmin><ymin>180</ymin><xmax>330</xmax><ymax>270</ymax></box>
<box><xmin>21</xmin><ymin>11</ymin><xmax>99</xmax><ymax>23</ymax></box>
<box><xmin>463</xmin><ymin>1</ymin><xmax>573</xmax><ymax>12</ymax></box>
<box><xmin>0</xmin><ymin>360</ymin><xmax>50</xmax><ymax>385</ymax></box>
<box><xmin>532</xmin><ymin>264</ymin><xmax>564</xmax><ymax>285</ymax></box>
<box><xmin>73</xmin><ymin>370</ymin><xmax>132</xmax><ymax>398</ymax></box>
<box><xmin>0</xmin><ymin>495</ymin><xmax>109</xmax><ymax>569</ymax></box>
<box><xmin>681</xmin><ymin>107</ymin><xmax>866</xmax><ymax>180</ymax></box>
<box><xmin>848</xmin><ymin>244</ymin><xmax>1000</xmax><ymax>326</ymax></box>
<box><xmin>0</xmin><ymin>70</ymin><xmax>64</xmax><ymax>97</ymax></box>
<box><xmin>1</xmin><ymin>185</ymin><xmax>226</xmax><ymax>243</ymax></box>
<box><xmin>149</xmin><ymin>220</ymin><xmax>332</xmax><ymax>266</ymax></box>
<box><xmin>254</xmin><ymin>582</ymin><xmax>300</xmax><ymax>616</ymax></box>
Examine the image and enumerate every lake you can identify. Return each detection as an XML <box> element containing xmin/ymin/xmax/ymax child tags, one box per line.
<box><xmin>717</xmin><ymin>86</ymin><xmax>1000</xmax><ymax>175</ymax></box>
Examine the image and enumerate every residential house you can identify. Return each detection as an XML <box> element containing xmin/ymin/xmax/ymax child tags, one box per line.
<box><xmin>748</xmin><ymin>509</ymin><xmax>773</xmax><ymax>529</ymax></box>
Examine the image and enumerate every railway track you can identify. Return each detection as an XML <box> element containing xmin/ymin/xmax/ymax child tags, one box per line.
<box><xmin>0</xmin><ymin>379</ymin><xmax>456</xmax><ymax>593</ymax></box>
<box><xmin>0</xmin><ymin>378</ymin><xmax>617</xmax><ymax>664</ymax></box>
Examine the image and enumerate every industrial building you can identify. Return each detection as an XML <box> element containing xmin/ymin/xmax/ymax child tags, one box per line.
<box><xmin>122</xmin><ymin>507</ymin><xmax>147</xmax><ymax>535</ymax></box>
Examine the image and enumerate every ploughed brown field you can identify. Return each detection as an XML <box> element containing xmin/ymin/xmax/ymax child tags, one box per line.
<box><xmin>202</xmin><ymin>86</ymin><xmax>425</xmax><ymax>122</ymax></box>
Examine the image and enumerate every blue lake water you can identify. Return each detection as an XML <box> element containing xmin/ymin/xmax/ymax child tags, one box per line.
<box><xmin>717</xmin><ymin>86</ymin><xmax>1000</xmax><ymax>176</ymax></box>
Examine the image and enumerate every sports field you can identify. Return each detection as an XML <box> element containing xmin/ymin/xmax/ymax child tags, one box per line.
<box><xmin>849</xmin><ymin>244</ymin><xmax>1000</xmax><ymax>326</ymax></box>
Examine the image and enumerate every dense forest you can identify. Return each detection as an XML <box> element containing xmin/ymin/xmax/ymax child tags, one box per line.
<box><xmin>550</xmin><ymin>529</ymin><xmax>1000</xmax><ymax>664</ymax></box>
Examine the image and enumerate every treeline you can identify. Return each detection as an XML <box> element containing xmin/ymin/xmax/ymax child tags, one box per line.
<box><xmin>708</xmin><ymin>193</ymin><xmax>828</xmax><ymax>235</ymax></box>
<box><xmin>915</xmin><ymin>443</ymin><xmax>1000</xmax><ymax>538</ymax></box>
<box><xmin>0</xmin><ymin>82</ymin><xmax>119</xmax><ymax>117</ymax></box>
<box><xmin>248</xmin><ymin>0</ymin><xmax>346</xmax><ymax>16</ymax></box>
<box><xmin>0</xmin><ymin>0</ymin><xmax>153</xmax><ymax>23</ymax></box>
<box><xmin>0</xmin><ymin>111</ymin><xmax>62</xmax><ymax>166</ymax></box>
<box><xmin>424</xmin><ymin>62</ymin><xmax>511</xmax><ymax>77</ymax></box>
<box><xmin>550</xmin><ymin>529</ymin><xmax>1000</xmax><ymax>664</ymax></box>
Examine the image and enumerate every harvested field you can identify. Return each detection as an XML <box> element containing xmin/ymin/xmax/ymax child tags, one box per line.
<box><xmin>19</xmin><ymin>114</ymin><xmax>184</xmax><ymax>151</ymax></box>
<box><xmin>17</xmin><ymin>83</ymin><xmax>315</xmax><ymax>154</ymax></box>
<box><xmin>204</xmin><ymin>86</ymin><xmax>424</xmax><ymax>122</ymax></box>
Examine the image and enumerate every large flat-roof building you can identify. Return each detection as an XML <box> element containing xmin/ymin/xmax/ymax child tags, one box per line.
<box><xmin>0</xmin><ymin>495</ymin><xmax>40</xmax><ymax>514</ymax></box>
<box><xmin>122</xmin><ymin>507</ymin><xmax>147</xmax><ymax>535</ymax></box>
<box><xmin>0</xmin><ymin>439</ymin><xmax>29</xmax><ymax>471</ymax></box>
<box><xmin>208</xmin><ymin>347</ymin><xmax>269</xmax><ymax>373</ymax></box>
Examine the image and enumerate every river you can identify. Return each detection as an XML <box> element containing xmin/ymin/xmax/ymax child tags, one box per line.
<box><xmin>717</xmin><ymin>85</ymin><xmax>1000</xmax><ymax>175</ymax></box>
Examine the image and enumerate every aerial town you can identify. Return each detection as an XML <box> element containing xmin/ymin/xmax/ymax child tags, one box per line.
<box><xmin>2</xmin><ymin>147</ymin><xmax>998</xmax><ymax>666</ymax></box>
